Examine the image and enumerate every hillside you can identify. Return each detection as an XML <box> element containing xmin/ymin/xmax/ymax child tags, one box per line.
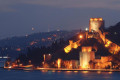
<box><xmin>106</xmin><ymin>22</ymin><xmax>120</xmax><ymax>45</ymax></box>
<box><xmin>0</xmin><ymin>30</ymin><xmax>79</xmax><ymax>58</ymax></box>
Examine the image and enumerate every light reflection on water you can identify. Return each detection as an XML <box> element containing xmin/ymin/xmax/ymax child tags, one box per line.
<box><xmin>0</xmin><ymin>69</ymin><xmax>119</xmax><ymax>80</ymax></box>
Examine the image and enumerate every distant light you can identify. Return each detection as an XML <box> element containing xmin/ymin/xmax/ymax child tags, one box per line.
<box><xmin>8</xmin><ymin>66</ymin><xmax>12</xmax><ymax>69</ymax></box>
<box><xmin>32</xmin><ymin>27</ymin><xmax>34</xmax><ymax>31</ymax></box>
<box><xmin>3</xmin><ymin>56</ymin><xmax>8</xmax><ymax>58</ymax></box>
<box><xmin>25</xmin><ymin>34</ymin><xmax>28</xmax><ymax>37</ymax></box>
<box><xmin>16</xmin><ymin>48</ymin><xmax>21</xmax><ymax>51</ymax></box>
<box><xmin>57</xmin><ymin>29</ymin><xmax>60</xmax><ymax>31</ymax></box>
<box><xmin>49</xmin><ymin>54</ymin><xmax>51</xmax><ymax>56</ymax></box>
<box><xmin>85</xmin><ymin>28</ymin><xmax>88</xmax><ymax>31</ymax></box>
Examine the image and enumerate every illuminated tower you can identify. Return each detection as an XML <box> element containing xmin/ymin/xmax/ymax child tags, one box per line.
<box><xmin>79</xmin><ymin>46</ymin><xmax>95</xmax><ymax>69</ymax></box>
<box><xmin>89</xmin><ymin>18</ymin><xmax>104</xmax><ymax>32</ymax></box>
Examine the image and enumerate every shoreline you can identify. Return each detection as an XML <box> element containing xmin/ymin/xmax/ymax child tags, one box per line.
<box><xmin>3</xmin><ymin>67</ymin><xmax>120</xmax><ymax>72</ymax></box>
<box><xmin>31</xmin><ymin>68</ymin><xmax>120</xmax><ymax>72</ymax></box>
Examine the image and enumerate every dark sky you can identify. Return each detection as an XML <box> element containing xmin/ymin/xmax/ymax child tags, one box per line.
<box><xmin>0</xmin><ymin>0</ymin><xmax>120</xmax><ymax>39</ymax></box>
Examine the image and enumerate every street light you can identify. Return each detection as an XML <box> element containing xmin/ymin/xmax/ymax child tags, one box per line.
<box><xmin>79</xmin><ymin>35</ymin><xmax>83</xmax><ymax>39</ymax></box>
<box><xmin>85</xmin><ymin>28</ymin><xmax>88</xmax><ymax>31</ymax></box>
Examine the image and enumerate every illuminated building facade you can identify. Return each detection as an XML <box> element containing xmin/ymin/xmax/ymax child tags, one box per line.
<box><xmin>80</xmin><ymin>46</ymin><xmax>95</xmax><ymax>69</ymax></box>
<box><xmin>94</xmin><ymin>56</ymin><xmax>112</xmax><ymax>69</ymax></box>
<box><xmin>62</xmin><ymin>60</ymin><xmax>79</xmax><ymax>69</ymax></box>
<box><xmin>89</xmin><ymin>18</ymin><xmax>104</xmax><ymax>32</ymax></box>
<box><xmin>64</xmin><ymin>40</ymin><xmax>81</xmax><ymax>53</ymax></box>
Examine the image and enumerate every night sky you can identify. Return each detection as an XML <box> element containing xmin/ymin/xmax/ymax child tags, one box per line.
<box><xmin>0</xmin><ymin>0</ymin><xmax>120</xmax><ymax>39</ymax></box>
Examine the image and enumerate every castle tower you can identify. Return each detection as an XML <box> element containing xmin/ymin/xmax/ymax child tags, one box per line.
<box><xmin>89</xmin><ymin>18</ymin><xmax>104</xmax><ymax>32</ymax></box>
<box><xmin>79</xmin><ymin>46</ymin><xmax>95</xmax><ymax>69</ymax></box>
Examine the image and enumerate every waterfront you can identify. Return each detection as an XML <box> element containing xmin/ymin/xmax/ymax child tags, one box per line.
<box><xmin>0</xmin><ymin>69</ymin><xmax>120</xmax><ymax>80</ymax></box>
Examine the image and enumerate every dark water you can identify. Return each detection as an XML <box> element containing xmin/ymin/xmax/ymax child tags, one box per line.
<box><xmin>0</xmin><ymin>69</ymin><xmax>120</xmax><ymax>80</ymax></box>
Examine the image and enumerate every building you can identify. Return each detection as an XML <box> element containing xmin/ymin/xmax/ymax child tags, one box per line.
<box><xmin>62</xmin><ymin>60</ymin><xmax>79</xmax><ymax>69</ymax></box>
<box><xmin>94</xmin><ymin>56</ymin><xmax>112</xmax><ymax>69</ymax></box>
<box><xmin>89</xmin><ymin>18</ymin><xmax>104</xmax><ymax>32</ymax></box>
<box><xmin>79</xmin><ymin>46</ymin><xmax>95</xmax><ymax>69</ymax></box>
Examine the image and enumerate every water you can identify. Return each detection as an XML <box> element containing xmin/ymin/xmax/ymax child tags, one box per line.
<box><xmin>0</xmin><ymin>69</ymin><xmax>120</xmax><ymax>80</ymax></box>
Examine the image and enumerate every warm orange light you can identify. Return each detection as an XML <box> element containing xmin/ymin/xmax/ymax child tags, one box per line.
<box><xmin>64</xmin><ymin>45</ymin><xmax>71</xmax><ymax>53</ymax></box>
<box><xmin>64</xmin><ymin>40</ymin><xmax>81</xmax><ymax>53</ymax></box>
<box><xmin>97</xmin><ymin>71</ymin><xmax>101</xmax><ymax>74</ymax></box>
<box><xmin>73</xmin><ymin>42</ymin><xmax>78</xmax><ymax>49</ymax></box>
<box><xmin>43</xmin><ymin>54</ymin><xmax>45</xmax><ymax>61</ymax></box>
<box><xmin>16</xmin><ymin>48</ymin><xmax>21</xmax><ymax>51</ymax></box>
<box><xmin>30</xmin><ymin>41</ymin><xmax>37</xmax><ymax>45</ymax></box>
<box><xmin>29</xmin><ymin>60</ymin><xmax>31</xmax><ymax>64</ymax></box>
<box><xmin>94</xmin><ymin>18</ymin><xmax>98</xmax><ymax>21</ymax></box>
<box><xmin>99</xmin><ymin>18</ymin><xmax>103</xmax><ymax>21</ymax></box>
<box><xmin>8</xmin><ymin>66</ymin><xmax>12</xmax><ymax>69</ymax></box>
<box><xmin>74</xmin><ymin>71</ymin><xmax>78</xmax><ymax>73</ymax></box>
<box><xmin>66</xmin><ymin>71</ymin><xmax>72</xmax><ymax>73</ymax></box>
<box><xmin>109</xmin><ymin>71</ymin><xmax>112</xmax><ymax>74</ymax></box>
<box><xmin>57</xmin><ymin>58</ymin><xmax>61</xmax><ymax>68</ymax></box>
<box><xmin>90</xmin><ymin>18</ymin><xmax>93</xmax><ymax>21</ymax></box>
<box><xmin>48</xmin><ymin>37</ymin><xmax>52</xmax><ymax>40</ymax></box>
<box><xmin>82</xmin><ymin>71</ymin><xmax>88</xmax><ymax>74</ymax></box>
<box><xmin>79</xmin><ymin>35</ymin><xmax>83</xmax><ymax>39</ymax></box>
<box><xmin>105</xmin><ymin>41</ymin><xmax>111</xmax><ymax>47</ymax></box>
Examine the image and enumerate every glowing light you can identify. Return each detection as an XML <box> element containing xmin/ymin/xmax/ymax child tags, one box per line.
<box><xmin>3</xmin><ymin>56</ymin><xmax>8</xmax><ymax>58</ymax></box>
<box><xmin>64</xmin><ymin>40</ymin><xmax>81</xmax><ymax>53</ymax></box>
<box><xmin>53</xmin><ymin>34</ymin><xmax>57</xmax><ymax>37</ymax></box>
<box><xmin>74</xmin><ymin>71</ymin><xmax>78</xmax><ymax>73</ymax></box>
<box><xmin>29</xmin><ymin>60</ymin><xmax>31</xmax><ymax>64</ymax></box>
<box><xmin>97</xmin><ymin>71</ymin><xmax>101</xmax><ymax>74</ymax></box>
<box><xmin>25</xmin><ymin>34</ymin><xmax>28</xmax><ymax>37</ymax></box>
<box><xmin>43</xmin><ymin>54</ymin><xmax>45</xmax><ymax>62</ymax></box>
<box><xmin>48</xmin><ymin>37</ymin><xmax>52</xmax><ymax>40</ymax></box>
<box><xmin>82</xmin><ymin>71</ymin><xmax>88</xmax><ymax>74</ymax></box>
<box><xmin>16</xmin><ymin>48</ymin><xmax>21</xmax><ymax>51</ymax></box>
<box><xmin>64</xmin><ymin>45</ymin><xmax>71</xmax><ymax>53</ymax></box>
<box><xmin>79</xmin><ymin>35</ymin><xmax>83</xmax><ymax>39</ymax></box>
<box><xmin>94</xmin><ymin>18</ymin><xmax>98</xmax><ymax>21</ymax></box>
<box><xmin>109</xmin><ymin>71</ymin><xmax>112</xmax><ymax>74</ymax></box>
<box><xmin>42</xmin><ymin>70</ymin><xmax>48</xmax><ymax>72</ymax></box>
<box><xmin>32</xmin><ymin>27</ymin><xmax>34</xmax><ymax>31</ymax></box>
<box><xmin>85</xmin><ymin>28</ymin><xmax>88</xmax><ymax>31</ymax></box>
<box><xmin>90</xmin><ymin>18</ymin><xmax>93</xmax><ymax>21</ymax></box>
<box><xmin>105</xmin><ymin>41</ymin><xmax>112</xmax><ymax>47</ymax></box>
<box><xmin>57</xmin><ymin>58</ymin><xmax>61</xmax><ymax>68</ymax></box>
<box><xmin>81</xmin><ymin>64</ymin><xmax>88</xmax><ymax>69</ymax></box>
<box><xmin>73</xmin><ymin>42</ymin><xmax>78</xmax><ymax>49</ymax></box>
<box><xmin>30</xmin><ymin>41</ymin><xmax>37</xmax><ymax>45</ymax></box>
<box><xmin>66</xmin><ymin>71</ymin><xmax>72</xmax><ymax>73</ymax></box>
<box><xmin>8</xmin><ymin>66</ymin><xmax>12</xmax><ymax>69</ymax></box>
<box><xmin>99</xmin><ymin>18</ymin><xmax>103</xmax><ymax>21</ymax></box>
